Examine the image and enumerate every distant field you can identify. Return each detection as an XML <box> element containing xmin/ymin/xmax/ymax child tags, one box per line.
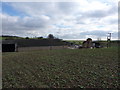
<box><xmin>0</xmin><ymin>37</ymin><xmax>3</xmax><ymax>40</ymax></box>
<box><xmin>2</xmin><ymin>47</ymin><xmax>119</xmax><ymax>88</ymax></box>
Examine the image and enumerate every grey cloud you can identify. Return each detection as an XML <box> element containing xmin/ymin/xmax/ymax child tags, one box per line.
<box><xmin>80</xmin><ymin>30</ymin><xmax>118</xmax><ymax>39</ymax></box>
<box><xmin>85</xmin><ymin>10</ymin><xmax>108</xmax><ymax>18</ymax></box>
<box><xmin>61</xmin><ymin>33</ymin><xmax>85</xmax><ymax>40</ymax></box>
<box><xmin>2</xmin><ymin>1</ymin><xmax>118</xmax><ymax>39</ymax></box>
<box><xmin>22</xmin><ymin>17</ymin><xmax>50</xmax><ymax>29</ymax></box>
<box><xmin>76</xmin><ymin>3</ymin><xmax>117</xmax><ymax>25</ymax></box>
<box><xmin>80</xmin><ymin>30</ymin><xmax>108</xmax><ymax>37</ymax></box>
<box><xmin>56</xmin><ymin>2</ymin><xmax>78</xmax><ymax>14</ymax></box>
<box><xmin>10</xmin><ymin>2</ymin><xmax>117</xmax><ymax>25</ymax></box>
<box><xmin>61</xmin><ymin>31</ymin><xmax>102</xmax><ymax>40</ymax></box>
<box><xmin>109</xmin><ymin>18</ymin><xmax>118</xmax><ymax>24</ymax></box>
<box><xmin>2</xmin><ymin>14</ymin><xmax>51</xmax><ymax>31</ymax></box>
<box><xmin>82</xmin><ymin>6</ymin><xmax>117</xmax><ymax>19</ymax></box>
<box><xmin>61</xmin><ymin>30</ymin><xmax>118</xmax><ymax>40</ymax></box>
<box><xmin>76</xmin><ymin>10</ymin><xmax>117</xmax><ymax>25</ymax></box>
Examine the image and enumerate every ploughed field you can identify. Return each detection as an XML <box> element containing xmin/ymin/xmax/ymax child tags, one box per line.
<box><xmin>2</xmin><ymin>47</ymin><xmax>119</xmax><ymax>88</ymax></box>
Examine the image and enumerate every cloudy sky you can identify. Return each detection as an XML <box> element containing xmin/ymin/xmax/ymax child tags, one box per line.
<box><xmin>1</xmin><ymin>0</ymin><xmax>118</xmax><ymax>40</ymax></box>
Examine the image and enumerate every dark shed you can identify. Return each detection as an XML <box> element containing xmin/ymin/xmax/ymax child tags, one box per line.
<box><xmin>2</xmin><ymin>40</ymin><xmax>17</xmax><ymax>52</ymax></box>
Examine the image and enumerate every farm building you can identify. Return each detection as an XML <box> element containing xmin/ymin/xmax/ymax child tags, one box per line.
<box><xmin>82</xmin><ymin>38</ymin><xmax>93</xmax><ymax>48</ymax></box>
<box><xmin>2</xmin><ymin>39</ymin><xmax>66</xmax><ymax>47</ymax></box>
<box><xmin>1</xmin><ymin>39</ymin><xmax>67</xmax><ymax>52</ymax></box>
<box><xmin>2</xmin><ymin>40</ymin><xmax>18</xmax><ymax>52</ymax></box>
<box><xmin>82</xmin><ymin>38</ymin><xmax>102</xmax><ymax>48</ymax></box>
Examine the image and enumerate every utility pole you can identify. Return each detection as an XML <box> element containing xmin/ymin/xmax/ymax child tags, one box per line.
<box><xmin>107</xmin><ymin>33</ymin><xmax>112</xmax><ymax>48</ymax></box>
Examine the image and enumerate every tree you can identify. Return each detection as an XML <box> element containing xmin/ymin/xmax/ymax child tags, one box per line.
<box><xmin>25</xmin><ymin>37</ymin><xmax>29</xmax><ymax>39</ymax></box>
<box><xmin>47</xmin><ymin>34</ymin><xmax>54</xmax><ymax>39</ymax></box>
<box><xmin>38</xmin><ymin>37</ymin><xmax>43</xmax><ymax>39</ymax></box>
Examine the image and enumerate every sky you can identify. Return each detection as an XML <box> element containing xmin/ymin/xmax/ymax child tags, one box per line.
<box><xmin>1</xmin><ymin>0</ymin><xmax>119</xmax><ymax>40</ymax></box>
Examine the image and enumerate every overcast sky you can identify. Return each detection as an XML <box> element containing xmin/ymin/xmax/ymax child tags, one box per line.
<box><xmin>1</xmin><ymin>0</ymin><xmax>118</xmax><ymax>40</ymax></box>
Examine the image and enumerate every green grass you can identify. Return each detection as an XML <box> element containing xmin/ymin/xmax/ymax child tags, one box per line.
<box><xmin>0</xmin><ymin>37</ymin><xmax>5</xmax><ymax>40</ymax></box>
<box><xmin>2</xmin><ymin>47</ymin><xmax>119</xmax><ymax>88</ymax></box>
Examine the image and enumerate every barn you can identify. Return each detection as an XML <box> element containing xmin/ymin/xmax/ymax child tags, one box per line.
<box><xmin>2</xmin><ymin>40</ymin><xmax>18</xmax><ymax>52</ymax></box>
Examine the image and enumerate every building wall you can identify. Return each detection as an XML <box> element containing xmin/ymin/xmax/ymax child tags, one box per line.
<box><xmin>2</xmin><ymin>44</ymin><xmax>16</xmax><ymax>52</ymax></box>
<box><xmin>2</xmin><ymin>39</ymin><xmax>66</xmax><ymax>47</ymax></box>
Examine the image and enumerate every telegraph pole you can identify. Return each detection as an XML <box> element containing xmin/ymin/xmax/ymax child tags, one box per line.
<box><xmin>107</xmin><ymin>33</ymin><xmax>112</xmax><ymax>48</ymax></box>
<box><xmin>108</xmin><ymin>33</ymin><xmax>112</xmax><ymax>40</ymax></box>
